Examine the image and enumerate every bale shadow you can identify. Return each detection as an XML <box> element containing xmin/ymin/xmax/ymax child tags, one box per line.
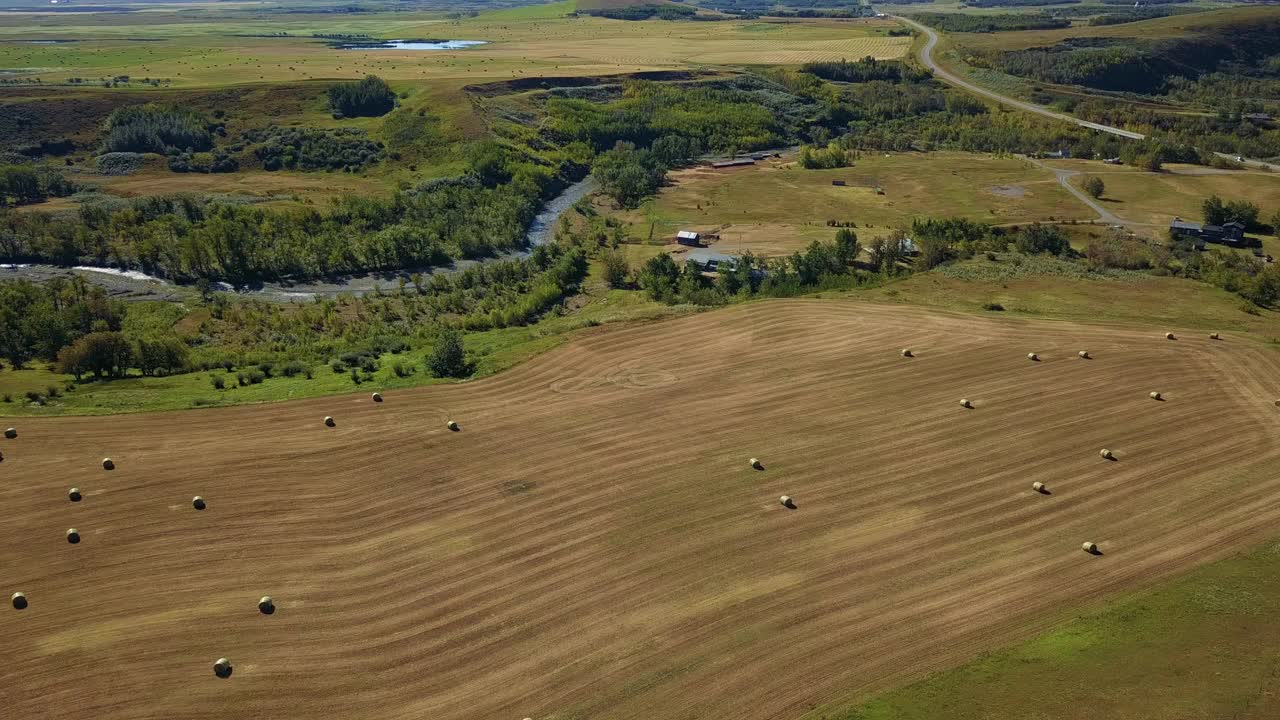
<box><xmin>1085</xmin><ymin>547</ymin><xmax>1104</xmax><ymax>556</ymax></box>
<box><xmin>1103</xmin><ymin>455</ymin><xmax>1118</xmax><ymax>462</ymax></box>
<box><xmin>1036</xmin><ymin>487</ymin><xmax>1052</xmax><ymax>496</ymax></box>
<box><xmin>782</xmin><ymin>500</ymin><xmax>798</xmax><ymax>510</ymax></box>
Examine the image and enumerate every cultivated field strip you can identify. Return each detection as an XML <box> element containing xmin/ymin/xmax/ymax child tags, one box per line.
<box><xmin>2</xmin><ymin>300</ymin><xmax>1279</xmax><ymax>720</ymax></box>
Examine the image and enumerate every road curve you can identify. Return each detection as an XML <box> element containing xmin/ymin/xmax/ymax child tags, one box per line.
<box><xmin>896</xmin><ymin>16</ymin><xmax>1280</xmax><ymax>172</ymax></box>
<box><xmin>893</xmin><ymin>15</ymin><xmax>1146</xmax><ymax>141</ymax></box>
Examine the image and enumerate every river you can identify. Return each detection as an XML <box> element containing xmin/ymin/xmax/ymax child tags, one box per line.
<box><xmin>0</xmin><ymin>176</ymin><xmax>599</xmax><ymax>303</ymax></box>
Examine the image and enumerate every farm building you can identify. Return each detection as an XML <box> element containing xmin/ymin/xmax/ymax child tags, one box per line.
<box><xmin>684</xmin><ymin>250</ymin><xmax>742</xmax><ymax>274</ymax></box>
<box><xmin>676</xmin><ymin>230</ymin><xmax>702</xmax><ymax>247</ymax></box>
<box><xmin>1169</xmin><ymin>218</ymin><xmax>1246</xmax><ymax>247</ymax></box>
<box><xmin>711</xmin><ymin>158</ymin><xmax>756</xmax><ymax>169</ymax></box>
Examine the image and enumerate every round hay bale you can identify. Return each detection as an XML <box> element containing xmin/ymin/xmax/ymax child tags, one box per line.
<box><xmin>4</xmin><ymin>427</ymin><xmax>16</xmax><ymax>439</ymax></box>
<box><xmin>749</xmin><ymin>457</ymin><xmax>762</xmax><ymax>470</ymax></box>
<box><xmin>1150</xmin><ymin>391</ymin><xmax>1162</xmax><ymax>400</ymax></box>
<box><xmin>960</xmin><ymin>398</ymin><xmax>972</xmax><ymax>409</ymax></box>
<box><xmin>1209</xmin><ymin>332</ymin><xmax>1220</xmax><ymax>340</ymax></box>
<box><xmin>192</xmin><ymin>496</ymin><xmax>206</xmax><ymax>510</ymax></box>
<box><xmin>1100</xmin><ymin>448</ymin><xmax>1114</xmax><ymax>460</ymax></box>
<box><xmin>901</xmin><ymin>348</ymin><xmax>913</xmax><ymax>358</ymax></box>
<box><xmin>371</xmin><ymin>392</ymin><xmax>383</xmax><ymax>403</ymax></box>
<box><xmin>258</xmin><ymin>596</ymin><xmax>274</xmax><ymax>614</ymax></box>
<box><xmin>66</xmin><ymin>528</ymin><xmax>80</xmax><ymax>544</ymax></box>
<box><xmin>1082</xmin><ymin>541</ymin><xmax>1098</xmax><ymax>554</ymax></box>
<box><xmin>447</xmin><ymin>420</ymin><xmax>459</xmax><ymax>431</ymax></box>
<box><xmin>780</xmin><ymin>495</ymin><xmax>795</xmax><ymax>508</ymax></box>
<box><xmin>213</xmin><ymin>657</ymin><xmax>232</xmax><ymax>678</ymax></box>
<box><xmin>11</xmin><ymin>592</ymin><xmax>27</xmax><ymax>610</ymax></box>
<box><xmin>1078</xmin><ymin>350</ymin><xmax>1090</xmax><ymax>359</ymax></box>
<box><xmin>68</xmin><ymin>487</ymin><xmax>82</xmax><ymax>502</ymax></box>
<box><xmin>324</xmin><ymin>416</ymin><xmax>335</xmax><ymax>427</ymax></box>
<box><xmin>1032</xmin><ymin>481</ymin><xmax>1046</xmax><ymax>493</ymax></box>
<box><xmin>102</xmin><ymin>458</ymin><xmax>114</xmax><ymax>471</ymax></box>
<box><xmin>1165</xmin><ymin>332</ymin><xmax>1176</xmax><ymax>340</ymax></box>
<box><xmin>1027</xmin><ymin>352</ymin><xmax>1039</xmax><ymax>361</ymax></box>
<box><xmin>1274</xmin><ymin>399</ymin><xmax>1279</xmax><ymax>407</ymax></box>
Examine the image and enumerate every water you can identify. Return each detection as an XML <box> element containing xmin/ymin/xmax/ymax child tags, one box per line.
<box><xmin>3</xmin><ymin>176</ymin><xmax>597</xmax><ymax>302</ymax></box>
<box><xmin>334</xmin><ymin>39</ymin><xmax>486</xmax><ymax>51</ymax></box>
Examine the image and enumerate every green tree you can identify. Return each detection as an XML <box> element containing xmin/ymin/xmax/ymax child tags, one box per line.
<box><xmin>600</xmin><ymin>249</ymin><xmax>631</xmax><ymax>289</ymax></box>
<box><xmin>1202</xmin><ymin>195</ymin><xmax>1228</xmax><ymax>225</ymax></box>
<box><xmin>1014</xmin><ymin>223</ymin><xmax>1071</xmax><ymax>256</ymax></box>
<box><xmin>1083</xmin><ymin>175</ymin><xmax>1105</xmax><ymax>199</ymax></box>
<box><xmin>834</xmin><ymin>228</ymin><xmax>861</xmax><ymax>267</ymax></box>
<box><xmin>638</xmin><ymin>253</ymin><xmax>681</xmax><ymax>302</ymax></box>
<box><xmin>55</xmin><ymin>332</ymin><xmax>133</xmax><ymax>380</ymax></box>
<box><xmin>426</xmin><ymin>328</ymin><xmax>467</xmax><ymax>378</ymax></box>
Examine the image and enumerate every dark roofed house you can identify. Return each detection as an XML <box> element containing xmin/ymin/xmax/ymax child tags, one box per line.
<box><xmin>684</xmin><ymin>250</ymin><xmax>740</xmax><ymax>273</ymax></box>
<box><xmin>1169</xmin><ymin>217</ymin><xmax>1246</xmax><ymax>248</ymax></box>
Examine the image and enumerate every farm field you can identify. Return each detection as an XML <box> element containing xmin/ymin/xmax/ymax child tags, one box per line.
<box><xmin>4</xmin><ymin>300</ymin><xmax>1280</xmax><ymax>719</ymax></box>
<box><xmin>612</xmin><ymin>152</ymin><xmax>1094</xmax><ymax>256</ymax></box>
<box><xmin>0</xmin><ymin>11</ymin><xmax>909</xmax><ymax>87</ymax></box>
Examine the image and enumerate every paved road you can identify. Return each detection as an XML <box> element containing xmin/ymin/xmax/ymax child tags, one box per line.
<box><xmin>895</xmin><ymin>15</ymin><xmax>1280</xmax><ymax>172</ymax></box>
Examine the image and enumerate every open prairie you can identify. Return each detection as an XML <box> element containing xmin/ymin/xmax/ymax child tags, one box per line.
<box><xmin>3</xmin><ymin>300</ymin><xmax>1280</xmax><ymax>720</ymax></box>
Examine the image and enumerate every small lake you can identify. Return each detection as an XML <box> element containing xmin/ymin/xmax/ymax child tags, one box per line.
<box><xmin>333</xmin><ymin>39</ymin><xmax>487</xmax><ymax>51</ymax></box>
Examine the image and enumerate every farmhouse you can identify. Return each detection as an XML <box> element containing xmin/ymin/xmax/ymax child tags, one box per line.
<box><xmin>1169</xmin><ymin>217</ymin><xmax>1246</xmax><ymax>247</ymax></box>
<box><xmin>676</xmin><ymin>230</ymin><xmax>702</xmax><ymax>247</ymax></box>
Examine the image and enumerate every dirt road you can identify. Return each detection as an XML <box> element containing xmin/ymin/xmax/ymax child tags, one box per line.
<box><xmin>3</xmin><ymin>301</ymin><xmax>1279</xmax><ymax>720</ymax></box>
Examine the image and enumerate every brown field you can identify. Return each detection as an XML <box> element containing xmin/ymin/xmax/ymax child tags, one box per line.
<box><xmin>3</xmin><ymin>300</ymin><xmax>1280</xmax><ymax>720</ymax></box>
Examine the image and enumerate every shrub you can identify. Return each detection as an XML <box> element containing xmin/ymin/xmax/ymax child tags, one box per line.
<box><xmin>45</xmin><ymin>385</ymin><xmax>59</xmax><ymax>398</ymax></box>
<box><xmin>99</xmin><ymin>104</ymin><xmax>213</xmax><ymax>155</ymax></box>
<box><xmin>601</xmin><ymin>250</ymin><xmax>631</xmax><ymax>289</ymax></box>
<box><xmin>257</xmin><ymin>361</ymin><xmax>275</xmax><ymax>377</ymax></box>
<box><xmin>280</xmin><ymin>360</ymin><xmax>305</xmax><ymax>377</ymax></box>
<box><xmin>211</xmin><ymin>375</ymin><xmax>226</xmax><ymax>390</ymax></box>
<box><xmin>331</xmin><ymin>361</ymin><xmax>346</xmax><ymax>374</ymax></box>
<box><xmin>94</xmin><ymin>152</ymin><xmax>145</xmax><ymax>176</ymax></box>
<box><xmin>350</xmin><ymin>368</ymin><xmax>362</xmax><ymax>385</ymax></box>
<box><xmin>247</xmin><ymin>370</ymin><xmax>266</xmax><ymax>384</ymax></box>
<box><xmin>983</xmin><ymin>302</ymin><xmax>1006</xmax><ymax>311</ymax></box>
<box><xmin>1</xmin><ymin>394</ymin><xmax>10</xmax><ymax>403</ymax></box>
<box><xmin>426</xmin><ymin>328</ymin><xmax>467</xmax><ymax>378</ymax></box>
<box><xmin>327</xmin><ymin>75</ymin><xmax>396</xmax><ymax>118</ymax></box>
<box><xmin>237</xmin><ymin>373</ymin><xmax>249</xmax><ymax>386</ymax></box>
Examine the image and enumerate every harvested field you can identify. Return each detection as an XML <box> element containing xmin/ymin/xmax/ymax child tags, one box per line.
<box><xmin>2</xmin><ymin>300</ymin><xmax>1280</xmax><ymax>720</ymax></box>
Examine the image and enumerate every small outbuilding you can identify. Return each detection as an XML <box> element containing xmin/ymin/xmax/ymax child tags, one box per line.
<box><xmin>676</xmin><ymin>230</ymin><xmax>702</xmax><ymax>247</ymax></box>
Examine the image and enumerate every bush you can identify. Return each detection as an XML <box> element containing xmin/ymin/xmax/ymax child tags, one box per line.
<box><xmin>280</xmin><ymin>360</ymin><xmax>306</xmax><ymax>377</ymax></box>
<box><xmin>94</xmin><ymin>152</ymin><xmax>145</xmax><ymax>176</ymax></box>
<box><xmin>211</xmin><ymin>375</ymin><xmax>226</xmax><ymax>390</ymax></box>
<box><xmin>426</xmin><ymin>328</ymin><xmax>467</xmax><ymax>378</ymax></box>
<box><xmin>1083</xmin><ymin>175</ymin><xmax>1105</xmax><ymax>199</ymax></box>
<box><xmin>328</xmin><ymin>75</ymin><xmax>396</xmax><ymax>118</ymax></box>
<box><xmin>601</xmin><ymin>249</ymin><xmax>631</xmax><ymax>289</ymax></box>
<box><xmin>983</xmin><ymin>302</ymin><xmax>1006</xmax><ymax>311</ymax></box>
<box><xmin>247</xmin><ymin>370</ymin><xmax>266</xmax><ymax>384</ymax></box>
<box><xmin>100</xmin><ymin>104</ymin><xmax>213</xmax><ymax>155</ymax></box>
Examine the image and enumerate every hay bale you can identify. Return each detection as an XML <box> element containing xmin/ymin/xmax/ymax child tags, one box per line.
<box><xmin>780</xmin><ymin>495</ymin><xmax>795</xmax><ymax>509</ymax></box>
<box><xmin>1150</xmin><ymin>391</ymin><xmax>1162</xmax><ymax>400</ymax></box>
<box><xmin>1032</xmin><ymin>481</ymin><xmax>1046</xmax><ymax>493</ymax></box>
<box><xmin>1078</xmin><ymin>350</ymin><xmax>1090</xmax><ymax>359</ymax></box>
<box><xmin>324</xmin><ymin>416</ymin><xmax>335</xmax><ymax>427</ymax></box>
<box><xmin>258</xmin><ymin>596</ymin><xmax>274</xmax><ymax>614</ymax></box>
<box><xmin>1209</xmin><ymin>332</ymin><xmax>1220</xmax><ymax>340</ymax></box>
<box><xmin>1082</xmin><ymin>541</ymin><xmax>1098</xmax><ymax>554</ymax></box>
<box><xmin>68</xmin><ymin>487</ymin><xmax>82</xmax><ymax>502</ymax></box>
<box><xmin>214</xmin><ymin>657</ymin><xmax>232</xmax><ymax>678</ymax></box>
<box><xmin>901</xmin><ymin>348</ymin><xmax>913</xmax><ymax>358</ymax></box>
<box><xmin>1100</xmin><ymin>448</ymin><xmax>1114</xmax><ymax>460</ymax></box>
<box><xmin>447</xmin><ymin>420</ymin><xmax>459</xmax><ymax>431</ymax></box>
<box><xmin>11</xmin><ymin>592</ymin><xmax>27</xmax><ymax>610</ymax></box>
<box><xmin>66</xmin><ymin>528</ymin><xmax>80</xmax><ymax>544</ymax></box>
<box><xmin>4</xmin><ymin>427</ymin><xmax>15</xmax><ymax>439</ymax></box>
<box><xmin>192</xmin><ymin>496</ymin><xmax>206</xmax><ymax>510</ymax></box>
<box><xmin>1165</xmin><ymin>332</ymin><xmax>1176</xmax><ymax>340</ymax></box>
<box><xmin>371</xmin><ymin>392</ymin><xmax>383</xmax><ymax>403</ymax></box>
<box><xmin>960</xmin><ymin>398</ymin><xmax>972</xmax><ymax>409</ymax></box>
<box><xmin>1027</xmin><ymin>352</ymin><xmax>1039</xmax><ymax>361</ymax></box>
<box><xmin>102</xmin><ymin>458</ymin><xmax>114</xmax><ymax>471</ymax></box>
<box><xmin>749</xmin><ymin>457</ymin><xmax>762</xmax><ymax>470</ymax></box>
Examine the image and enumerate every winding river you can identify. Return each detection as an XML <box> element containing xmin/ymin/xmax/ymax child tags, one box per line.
<box><xmin>1</xmin><ymin>176</ymin><xmax>599</xmax><ymax>303</ymax></box>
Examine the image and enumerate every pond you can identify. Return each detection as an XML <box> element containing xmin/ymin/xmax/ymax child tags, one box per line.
<box><xmin>332</xmin><ymin>39</ymin><xmax>487</xmax><ymax>51</ymax></box>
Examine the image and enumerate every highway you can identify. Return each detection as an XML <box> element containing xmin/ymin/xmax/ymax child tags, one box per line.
<box><xmin>893</xmin><ymin>15</ymin><xmax>1280</xmax><ymax>172</ymax></box>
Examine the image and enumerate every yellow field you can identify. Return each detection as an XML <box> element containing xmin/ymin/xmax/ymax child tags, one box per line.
<box><xmin>0</xmin><ymin>14</ymin><xmax>910</xmax><ymax>88</ymax></box>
